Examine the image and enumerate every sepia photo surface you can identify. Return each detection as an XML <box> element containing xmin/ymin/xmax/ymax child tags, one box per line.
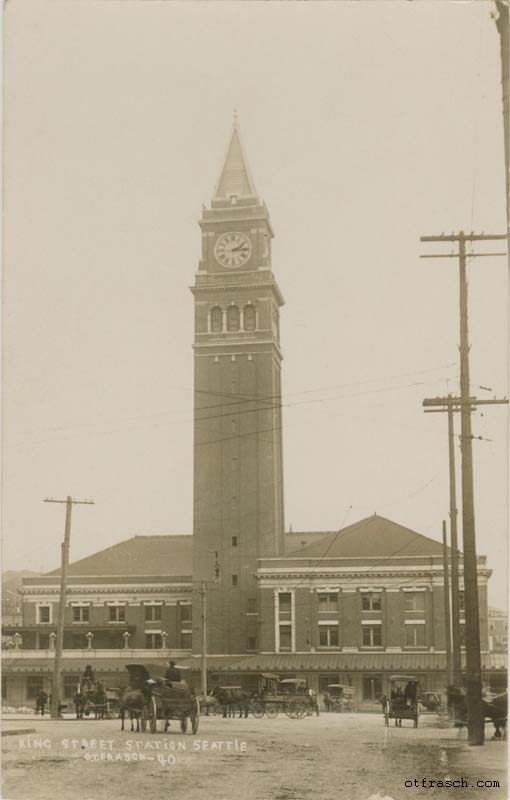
<box><xmin>2</xmin><ymin>2</ymin><xmax>508</xmax><ymax>799</ymax></box>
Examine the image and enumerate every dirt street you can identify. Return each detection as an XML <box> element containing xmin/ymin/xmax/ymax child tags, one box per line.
<box><xmin>2</xmin><ymin>713</ymin><xmax>507</xmax><ymax>800</ymax></box>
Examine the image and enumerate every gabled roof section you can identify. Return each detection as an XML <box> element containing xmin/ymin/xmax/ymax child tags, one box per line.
<box><xmin>46</xmin><ymin>534</ymin><xmax>192</xmax><ymax>578</ymax></box>
<box><xmin>284</xmin><ymin>515</ymin><xmax>447</xmax><ymax>559</ymax></box>
<box><xmin>213</xmin><ymin>120</ymin><xmax>258</xmax><ymax>203</ymax></box>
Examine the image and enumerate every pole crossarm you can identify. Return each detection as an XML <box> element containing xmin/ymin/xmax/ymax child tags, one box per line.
<box><xmin>44</xmin><ymin>498</ymin><xmax>95</xmax><ymax>504</ymax></box>
<box><xmin>423</xmin><ymin>396</ymin><xmax>508</xmax><ymax>410</ymax></box>
<box><xmin>420</xmin><ymin>233</ymin><xmax>507</xmax><ymax>242</ymax></box>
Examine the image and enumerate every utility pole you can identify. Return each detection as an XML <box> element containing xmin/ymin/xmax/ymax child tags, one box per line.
<box><xmin>44</xmin><ymin>496</ymin><xmax>94</xmax><ymax>719</ymax></box>
<box><xmin>420</xmin><ymin>231</ymin><xmax>507</xmax><ymax>746</ymax></box>
<box><xmin>442</xmin><ymin>520</ymin><xmax>453</xmax><ymax>687</ymax></box>
<box><xmin>199</xmin><ymin>580</ymin><xmax>207</xmax><ymax>698</ymax></box>
<box><xmin>494</xmin><ymin>0</ymin><xmax>509</xmax><ymax>231</ymax></box>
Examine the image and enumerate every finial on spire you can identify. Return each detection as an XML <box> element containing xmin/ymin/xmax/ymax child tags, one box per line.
<box><xmin>233</xmin><ymin>108</ymin><xmax>239</xmax><ymax>127</ymax></box>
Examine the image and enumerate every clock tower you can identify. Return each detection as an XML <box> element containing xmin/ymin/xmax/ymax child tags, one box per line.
<box><xmin>191</xmin><ymin>119</ymin><xmax>285</xmax><ymax>655</ymax></box>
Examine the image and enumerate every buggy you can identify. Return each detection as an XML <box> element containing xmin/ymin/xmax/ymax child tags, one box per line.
<box><xmin>323</xmin><ymin>684</ymin><xmax>356</xmax><ymax>712</ymax></box>
<box><xmin>251</xmin><ymin>674</ymin><xmax>317</xmax><ymax>719</ymax></box>
<box><xmin>384</xmin><ymin>675</ymin><xmax>420</xmax><ymax>728</ymax></box>
<box><xmin>126</xmin><ymin>663</ymin><xmax>200</xmax><ymax>734</ymax></box>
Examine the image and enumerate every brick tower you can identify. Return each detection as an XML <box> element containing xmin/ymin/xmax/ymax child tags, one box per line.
<box><xmin>191</xmin><ymin>119</ymin><xmax>285</xmax><ymax>655</ymax></box>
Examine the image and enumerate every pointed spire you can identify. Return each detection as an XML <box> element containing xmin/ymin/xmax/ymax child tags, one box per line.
<box><xmin>213</xmin><ymin>114</ymin><xmax>258</xmax><ymax>203</ymax></box>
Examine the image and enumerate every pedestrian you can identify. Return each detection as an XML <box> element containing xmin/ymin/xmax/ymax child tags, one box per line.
<box><xmin>165</xmin><ymin>660</ymin><xmax>181</xmax><ymax>683</ymax></box>
<box><xmin>35</xmin><ymin>689</ymin><xmax>48</xmax><ymax>716</ymax></box>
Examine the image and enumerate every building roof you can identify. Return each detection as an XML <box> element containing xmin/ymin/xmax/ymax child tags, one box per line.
<box><xmin>284</xmin><ymin>515</ymin><xmax>451</xmax><ymax>560</ymax></box>
<box><xmin>46</xmin><ymin>535</ymin><xmax>192</xmax><ymax>578</ymax></box>
<box><xmin>213</xmin><ymin>121</ymin><xmax>258</xmax><ymax>202</ymax></box>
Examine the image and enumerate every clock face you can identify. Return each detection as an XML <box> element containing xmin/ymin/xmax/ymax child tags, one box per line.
<box><xmin>214</xmin><ymin>232</ymin><xmax>252</xmax><ymax>268</ymax></box>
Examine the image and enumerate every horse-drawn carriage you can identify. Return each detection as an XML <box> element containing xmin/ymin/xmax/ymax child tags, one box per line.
<box><xmin>251</xmin><ymin>674</ymin><xmax>317</xmax><ymax>719</ymax></box>
<box><xmin>383</xmin><ymin>675</ymin><xmax>420</xmax><ymax>728</ymax></box>
<box><xmin>323</xmin><ymin>684</ymin><xmax>355</xmax><ymax>712</ymax></box>
<box><xmin>124</xmin><ymin>663</ymin><xmax>200</xmax><ymax>734</ymax></box>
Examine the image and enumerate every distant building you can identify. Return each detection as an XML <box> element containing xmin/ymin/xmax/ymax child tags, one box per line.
<box><xmin>488</xmin><ymin>607</ymin><xmax>508</xmax><ymax>654</ymax></box>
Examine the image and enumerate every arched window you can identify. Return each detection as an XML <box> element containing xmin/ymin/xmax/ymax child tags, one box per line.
<box><xmin>243</xmin><ymin>304</ymin><xmax>256</xmax><ymax>331</ymax></box>
<box><xmin>226</xmin><ymin>305</ymin><xmax>240</xmax><ymax>332</ymax></box>
<box><xmin>210</xmin><ymin>306</ymin><xmax>223</xmax><ymax>333</ymax></box>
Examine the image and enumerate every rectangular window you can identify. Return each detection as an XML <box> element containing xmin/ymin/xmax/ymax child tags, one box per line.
<box><xmin>362</xmin><ymin>625</ymin><xmax>382</xmax><ymax>647</ymax></box>
<box><xmin>27</xmin><ymin>677</ymin><xmax>44</xmax><ymax>699</ymax></box>
<box><xmin>404</xmin><ymin>593</ymin><xmax>425</xmax><ymax>612</ymax></box>
<box><xmin>108</xmin><ymin>605</ymin><xmax>126</xmax><ymax>623</ymax></box>
<box><xmin>38</xmin><ymin>634</ymin><xmax>50</xmax><ymax>650</ymax></box>
<box><xmin>247</xmin><ymin>636</ymin><xmax>257</xmax><ymax>651</ymax></box>
<box><xmin>459</xmin><ymin>622</ymin><xmax>466</xmax><ymax>647</ymax></box>
<box><xmin>232</xmin><ymin>574</ymin><xmax>238</xmax><ymax>587</ymax></box>
<box><xmin>72</xmin><ymin>606</ymin><xmax>90</xmax><ymax>623</ymax></box>
<box><xmin>144</xmin><ymin>605</ymin><xmax>162</xmax><ymax>622</ymax></box>
<box><xmin>145</xmin><ymin>633</ymin><xmax>162</xmax><ymax>649</ymax></box>
<box><xmin>279</xmin><ymin>592</ymin><xmax>291</xmax><ymax>614</ymax></box>
<box><xmin>2</xmin><ymin>676</ymin><xmax>8</xmax><ymax>700</ymax></box>
<box><xmin>37</xmin><ymin>605</ymin><xmax>51</xmax><ymax>624</ymax></box>
<box><xmin>179</xmin><ymin>604</ymin><xmax>192</xmax><ymax>622</ymax></box>
<box><xmin>361</xmin><ymin>592</ymin><xmax>381</xmax><ymax>611</ymax></box>
<box><xmin>279</xmin><ymin>625</ymin><xmax>292</xmax><ymax>651</ymax></box>
<box><xmin>318</xmin><ymin>593</ymin><xmax>338</xmax><ymax>612</ymax></box>
<box><xmin>459</xmin><ymin>591</ymin><xmax>465</xmax><ymax>612</ymax></box>
<box><xmin>318</xmin><ymin>625</ymin><xmax>339</xmax><ymax>648</ymax></box>
<box><xmin>180</xmin><ymin>631</ymin><xmax>192</xmax><ymax>649</ymax></box>
<box><xmin>362</xmin><ymin>675</ymin><xmax>382</xmax><ymax>701</ymax></box>
<box><xmin>247</xmin><ymin>597</ymin><xmax>257</xmax><ymax>614</ymax></box>
<box><xmin>232</xmin><ymin>536</ymin><xmax>238</xmax><ymax>547</ymax></box>
<box><xmin>405</xmin><ymin>624</ymin><xmax>426</xmax><ymax>647</ymax></box>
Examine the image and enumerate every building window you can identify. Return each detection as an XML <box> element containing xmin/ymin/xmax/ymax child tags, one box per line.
<box><xmin>361</xmin><ymin>592</ymin><xmax>381</xmax><ymax>611</ymax></box>
<box><xmin>459</xmin><ymin>591</ymin><xmax>465</xmax><ymax>612</ymax></box>
<box><xmin>404</xmin><ymin>593</ymin><xmax>425</xmax><ymax>612</ymax></box>
<box><xmin>362</xmin><ymin>675</ymin><xmax>382</xmax><ymax>701</ymax></box>
<box><xmin>72</xmin><ymin>605</ymin><xmax>90</xmax><ymax>623</ymax></box>
<box><xmin>145</xmin><ymin>633</ymin><xmax>162</xmax><ymax>649</ymax></box>
<box><xmin>27</xmin><ymin>677</ymin><xmax>44</xmax><ymax>699</ymax></box>
<box><xmin>405</xmin><ymin>624</ymin><xmax>426</xmax><ymax>647</ymax></box>
<box><xmin>318</xmin><ymin>593</ymin><xmax>338</xmax><ymax>612</ymax></box>
<box><xmin>226</xmin><ymin>305</ymin><xmax>240</xmax><ymax>332</ymax></box>
<box><xmin>459</xmin><ymin>622</ymin><xmax>466</xmax><ymax>647</ymax></box>
<box><xmin>2</xmin><ymin>676</ymin><xmax>7</xmax><ymax>700</ymax></box>
<box><xmin>108</xmin><ymin>605</ymin><xmax>126</xmax><ymax>623</ymax></box>
<box><xmin>232</xmin><ymin>574</ymin><xmax>238</xmax><ymax>587</ymax></box>
<box><xmin>63</xmin><ymin>676</ymin><xmax>78</xmax><ymax>700</ymax></box>
<box><xmin>279</xmin><ymin>592</ymin><xmax>292</xmax><ymax>615</ymax></box>
<box><xmin>362</xmin><ymin>625</ymin><xmax>382</xmax><ymax>647</ymax></box>
<box><xmin>247</xmin><ymin>636</ymin><xmax>257</xmax><ymax>652</ymax></box>
<box><xmin>37</xmin><ymin>605</ymin><xmax>51</xmax><ymax>624</ymax></box>
<box><xmin>232</xmin><ymin>536</ymin><xmax>238</xmax><ymax>547</ymax></box>
<box><xmin>180</xmin><ymin>631</ymin><xmax>192</xmax><ymax>649</ymax></box>
<box><xmin>279</xmin><ymin>625</ymin><xmax>292</xmax><ymax>651</ymax></box>
<box><xmin>210</xmin><ymin>306</ymin><xmax>223</xmax><ymax>333</ymax></box>
<box><xmin>243</xmin><ymin>304</ymin><xmax>256</xmax><ymax>331</ymax></box>
<box><xmin>179</xmin><ymin>604</ymin><xmax>192</xmax><ymax>623</ymax></box>
<box><xmin>318</xmin><ymin>625</ymin><xmax>339</xmax><ymax>648</ymax></box>
<box><xmin>144</xmin><ymin>605</ymin><xmax>162</xmax><ymax>622</ymax></box>
<box><xmin>247</xmin><ymin>597</ymin><xmax>257</xmax><ymax>614</ymax></box>
<box><xmin>38</xmin><ymin>634</ymin><xmax>50</xmax><ymax>650</ymax></box>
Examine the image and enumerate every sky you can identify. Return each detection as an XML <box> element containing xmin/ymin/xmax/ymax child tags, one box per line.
<box><xmin>2</xmin><ymin>1</ymin><xmax>508</xmax><ymax>609</ymax></box>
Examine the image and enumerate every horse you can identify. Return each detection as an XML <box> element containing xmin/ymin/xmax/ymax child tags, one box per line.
<box><xmin>448</xmin><ymin>688</ymin><xmax>507</xmax><ymax>740</ymax></box>
<box><xmin>210</xmin><ymin>687</ymin><xmax>250</xmax><ymax>718</ymax></box>
<box><xmin>74</xmin><ymin>691</ymin><xmax>86</xmax><ymax>720</ymax></box>
<box><xmin>119</xmin><ymin>688</ymin><xmax>147</xmax><ymax>732</ymax></box>
<box><xmin>94</xmin><ymin>685</ymin><xmax>108</xmax><ymax>720</ymax></box>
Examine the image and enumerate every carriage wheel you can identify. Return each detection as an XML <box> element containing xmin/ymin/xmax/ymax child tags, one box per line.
<box><xmin>265</xmin><ymin>703</ymin><xmax>279</xmax><ymax>719</ymax></box>
<box><xmin>251</xmin><ymin>701</ymin><xmax>265</xmax><ymax>719</ymax></box>
<box><xmin>191</xmin><ymin>698</ymin><xmax>200</xmax><ymax>734</ymax></box>
<box><xmin>285</xmin><ymin>703</ymin><xmax>307</xmax><ymax>720</ymax></box>
<box><xmin>149</xmin><ymin>696</ymin><xmax>158</xmax><ymax>734</ymax></box>
<box><xmin>180</xmin><ymin>716</ymin><xmax>188</xmax><ymax>733</ymax></box>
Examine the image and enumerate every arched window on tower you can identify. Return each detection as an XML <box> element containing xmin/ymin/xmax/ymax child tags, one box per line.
<box><xmin>210</xmin><ymin>306</ymin><xmax>223</xmax><ymax>333</ymax></box>
<box><xmin>226</xmin><ymin>305</ymin><xmax>240</xmax><ymax>332</ymax></box>
<box><xmin>243</xmin><ymin>304</ymin><xmax>256</xmax><ymax>331</ymax></box>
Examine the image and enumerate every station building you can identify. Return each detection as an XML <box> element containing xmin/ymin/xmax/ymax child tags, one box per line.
<box><xmin>2</xmin><ymin>121</ymin><xmax>506</xmax><ymax>709</ymax></box>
